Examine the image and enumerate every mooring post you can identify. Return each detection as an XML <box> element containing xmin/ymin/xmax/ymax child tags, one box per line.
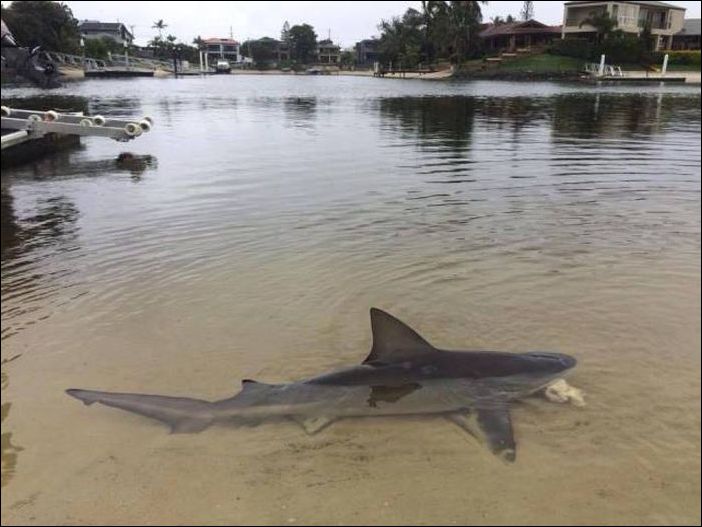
<box><xmin>598</xmin><ymin>54</ymin><xmax>605</xmax><ymax>77</ymax></box>
<box><xmin>661</xmin><ymin>53</ymin><xmax>669</xmax><ymax>77</ymax></box>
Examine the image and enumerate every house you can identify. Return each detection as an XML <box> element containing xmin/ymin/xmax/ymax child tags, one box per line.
<box><xmin>317</xmin><ymin>39</ymin><xmax>340</xmax><ymax>64</ymax></box>
<box><xmin>672</xmin><ymin>18</ymin><xmax>701</xmax><ymax>49</ymax></box>
<box><xmin>355</xmin><ymin>38</ymin><xmax>380</xmax><ymax>65</ymax></box>
<box><xmin>561</xmin><ymin>1</ymin><xmax>686</xmax><ymax>50</ymax></box>
<box><xmin>277</xmin><ymin>39</ymin><xmax>291</xmax><ymax>62</ymax></box>
<box><xmin>203</xmin><ymin>37</ymin><xmax>241</xmax><ymax>65</ymax></box>
<box><xmin>78</xmin><ymin>20</ymin><xmax>133</xmax><ymax>46</ymax></box>
<box><xmin>479</xmin><ymin>20</ymin><xmax>562</xmax><ymax>51</ymax></box>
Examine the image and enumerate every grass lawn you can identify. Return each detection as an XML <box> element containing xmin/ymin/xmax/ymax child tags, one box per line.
<box><xmin>495</xmin><ymin>54</ymin><xmax>585</xmax><ymax>72</ymax></box>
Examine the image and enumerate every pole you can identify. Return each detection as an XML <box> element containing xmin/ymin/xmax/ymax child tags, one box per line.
<box><xmin>124</xmin><ymin>41</ymin><xmax>129</xmax><ymax>70</ymax></box>
<box><xmin>661</xmin><ymin>53</ymin><xmax>668</xmax><ymax>77</ymax></box>
<box><xmin>598</xmin><ymin>54</ymin><xmax>605</xmax><ymax>76</ymax></box>
<box><xmin>199</xmin><ymin>50</ymin><xmax>204</xmax><ymax>72</ymax></box>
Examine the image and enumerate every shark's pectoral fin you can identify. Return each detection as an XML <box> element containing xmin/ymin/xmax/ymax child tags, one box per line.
<box><xmin>448</xmin><ymin>407</ymin><xmax>516</xmax><ymax>463</ymax></box>
<box><xmin>291</xmin><ymin>415</ymin><xmax>336</xmax><ymax>435</ymax></box>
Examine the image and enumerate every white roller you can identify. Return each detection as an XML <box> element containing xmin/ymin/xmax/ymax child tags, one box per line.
<box><xmin>79</xmin><ymin>118</ymin><xmax>93</xmax><ymax>127</ymax></box>
<box><xmin>124</xmin><ymin>122</ymin><xmax>140</xmax><ymax>137</ymax></box>
<box><xmin>28</xmin><ymin>114</ymin><xmax>42</xmax><ymax>122</ymax></box>
<box><xmin>44</xmin><ymin>110</ymin><xmax>59</xmax><ymax>121</ymax></box>
<box><xmin>1</xmin><ymin>106</ymin><xmax>10</xmax><ymax>117</ymax></box>
<box><xmin>138</xmin><ymin>119</ymin><xmax>152</xmax><ymax>132</ymax></box>
<box><xmin>93</xmin><ymin>115</ymin><xmax>106</xmax><ymax>126</ymax></box>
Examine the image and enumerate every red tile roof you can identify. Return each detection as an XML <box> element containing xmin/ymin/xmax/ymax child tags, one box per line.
<box><xmin>480</xmin><ymin>20</ymin><xmax>562</xmax><ymax>38</ymax></box>
<box><xmin>203</xmin><ymin>38</ymin><xmax>240</xmax><ymax>45</ymax></box>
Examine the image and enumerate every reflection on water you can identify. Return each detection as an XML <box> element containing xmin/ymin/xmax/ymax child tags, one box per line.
<box><xmin>283</xmin><ymin>97</ymin><xmax>318</xmax><ymax>130</ymax></box>
<box><xmin>0</xmin><ymin>77</ymin><xmax>699</xmax><ymax>525</ymax></box>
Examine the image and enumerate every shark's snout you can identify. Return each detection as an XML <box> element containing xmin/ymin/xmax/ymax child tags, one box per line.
<box><xmin>524</xmin><ymin>352</ymin><xmax>577</xmax><ymax>372</ymax></box>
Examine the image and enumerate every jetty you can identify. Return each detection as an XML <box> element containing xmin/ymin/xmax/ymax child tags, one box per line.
<box><xmin>584</xmin><ymin>54</ymin><xmax>690</xmax><ymax>83</ymax></box>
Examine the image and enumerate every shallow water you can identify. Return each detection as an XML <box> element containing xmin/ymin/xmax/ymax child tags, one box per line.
<box><xmin>1</xmin><ymin>76</ymin><xmax>700</xmax><ymax>525</ymax></box>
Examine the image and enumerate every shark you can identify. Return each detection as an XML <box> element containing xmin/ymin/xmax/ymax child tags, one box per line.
<box><xmin>66</xmin><ymin>308</ymin><xmax>577</xmax><ymax>462</ymax></box>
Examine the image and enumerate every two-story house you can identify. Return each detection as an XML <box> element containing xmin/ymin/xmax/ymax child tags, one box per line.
<box><xmin>78</xmin><ymin>20</ymin><xmax>134</xmax><ymax>46</ymax></box>
<box><xmin>203</xmin><ymin>37</ymin><xmax>241</xmax><ymax>65</ymax></box>
<box><xmin>561</xmin><ymin>1</ymin><xmax>686</xmax><ymax>50</ymax></box>
<box><xmin>317</xmin><ymin>39</ymin><xmax>340</xmax><ymax>64</ymax></box>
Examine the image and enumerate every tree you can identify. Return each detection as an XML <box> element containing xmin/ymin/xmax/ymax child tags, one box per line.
<box><xmin>192</xmin><ymin>35</ymin><xmax>204</xmax><ymax>49</ymax></box>
<box><xmin>378</xmin><ymin>8</ymin><xmax>424</xmax><ymax>67</ymax></box>
<box><xmin>241</xmin><ymin>37</ymin><xmax>279</xmax><ymax>67</ymax></box>
<box><xmin>491</xmin><ymin>16</ymin><xmax>504</xmax><ymax>25</ymax></box>
<box><xmin>84</xmin><ymin>36</ymin><xmax>126</xmax><ymax>59</ymax></box>
<box><xmin>288</xmin><ymin>23</ymin><xmax>317</xmax><ymax>63</ymax></box>
<box><xmin>152</xmin><ymin>19</ymin><xmax>167</xmax><ymax>38</ymax></box>
<box><xmin>520</xmin><ymin>1</ymin><xmax>534</xmax><ymax>22</ymax></box>
<box><xmin>379</xmin><ymin>1</ymin><xmax>486</xmax><ymax>67</ymax></box>
<box><xmin>340</xmin><ymin>49</ymin><xmax>355</xmax><ymax>68</ymax></box>
<box><xmin>446</xmin><ymin>1</ymin><xmax>486</xmax><ymax>63</ymax></box>
<box><xmin>505</xmin><ymin>14</ymin><xmax>516</xmax><ymax>23</ymax></box>
<box><xmin>421</xmin><ymin>1</ymin><xmax>449</xmax><ymax>62</ymax></box>
<box><xmin>579</xmin><ymin>10</ymin><xmax>617</xmax><ymax>44</ymax></box>
<box><xmin>1</xmin><ymin>0</ymin><xmax>81</xmax><ymax>53</ymax></box>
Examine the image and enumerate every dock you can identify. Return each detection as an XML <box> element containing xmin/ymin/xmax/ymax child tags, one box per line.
<box><xmin>84</xmin><ymin>68</ymin><xmax>155</xmax><ymax>78</ymax></box>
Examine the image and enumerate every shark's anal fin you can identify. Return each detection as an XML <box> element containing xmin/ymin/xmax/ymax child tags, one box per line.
<box><xmin>364</xmin><ymin>308</ymin><xmax>436</xmax><ymax>364</ymax></box>
<box><xmin>448</xmin><ymin>407</ymin><xmax>516</xmax><ymax>463</ymax></box>
<box><xmin>291</xmin><ymin>415</ymin><xmax>336</xmax><ymax>435</ymax></box>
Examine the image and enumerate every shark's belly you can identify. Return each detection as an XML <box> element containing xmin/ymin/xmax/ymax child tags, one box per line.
<box><xmin>226</xmin><ymin>379</ymin><xmax>510</xmax><ymax>419</ymax></box>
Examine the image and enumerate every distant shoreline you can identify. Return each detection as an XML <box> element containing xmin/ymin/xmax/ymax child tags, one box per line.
<box><xmin>42</xmin><ymin>65</ymin><xmax>699</xmax><ymax>85</ymax></box>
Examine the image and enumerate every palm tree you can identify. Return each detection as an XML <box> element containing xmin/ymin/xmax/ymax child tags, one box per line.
<box><xmin>579</xmin><ymin>10</ymin><xmax>617</xmax><ymax>44</ymax></box>
<box><xmin>447</xmin><ymin>1</ymin><xmax>487</xmax><ymax>64</ymax></box>
<box><xmin>152</xmin><ymin>19</ymin><xmax>168</xmax><ymax>38</ymax></box>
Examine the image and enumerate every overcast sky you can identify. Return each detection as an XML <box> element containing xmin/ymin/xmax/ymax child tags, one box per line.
<box><xmin>45</xmin><ymin>1</ymin><xmax>702</xmax><ymax>48</ymax></box>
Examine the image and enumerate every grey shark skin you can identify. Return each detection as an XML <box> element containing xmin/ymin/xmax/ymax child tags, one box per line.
<box><xmin>67</xmin><ymin>308</ymin><xmax>577</xmax><ymax>462</ymax></box>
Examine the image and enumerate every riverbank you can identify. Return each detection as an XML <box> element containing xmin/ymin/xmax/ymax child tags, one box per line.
<box><xmin>49</xmin><ymin>58</ymin><xmax>698</xmax><ymax>84</ymax></box>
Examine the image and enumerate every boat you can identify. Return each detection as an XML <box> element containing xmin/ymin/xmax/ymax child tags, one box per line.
<box><xmin>214</xmin><ymin>59</ymin><xmax>231</xmax><ymax>74</ymax></box>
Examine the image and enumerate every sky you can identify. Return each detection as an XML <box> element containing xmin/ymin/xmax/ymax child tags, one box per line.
<box><xmin>19</xmin><ymin>1</ymin><xmax>702</xmax><ymax>48</ymax></box>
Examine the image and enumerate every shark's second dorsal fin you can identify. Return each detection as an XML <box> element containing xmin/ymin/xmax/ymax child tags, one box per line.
<box><xmin>363</xmin><ymin>308</ymin><xmax>435</xmax><ymax>364</ymax></box>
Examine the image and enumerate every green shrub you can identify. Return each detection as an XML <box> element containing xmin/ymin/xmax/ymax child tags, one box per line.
<box><xmin>549</xmin><ymin>38</ymin><xmax>594</xmax><ymax>60</ymax></box>
<box><xmin>595</xmin><ymin>32</ymin><xmax>648</xmax><ymax>64</ymax></box>
<box><xmin>652</xmin><ymin>50</ymin><xmax>701</xmax><ymax>67</ymax></box>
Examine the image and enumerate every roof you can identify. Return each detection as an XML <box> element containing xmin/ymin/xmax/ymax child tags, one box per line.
<box><xmin>479</xmin><ymin>20</ymin><xmax>562</xmax><ymax>38</ymax></box>
<box><xmin>564</xmin><ymin>1</ymin><xmax>686</xmax><ymax>10</ymax></box>
<box><xmin>78</xmin><ymin>20</ymin><xmax>133</xmax><ymax>39</ymax></box>
<box><xmin>318</xmin><ymin>39</ymin><xmax>340</xmax><ymax>48</ymax></box>
<box><xmin>203</xmin><ymin>38</ymin><xmax>240</xmax><ymax>45</ymax></box>
<box><xmin>676</xmin><ymin>18</ymin><xmax>701</xmax><ymax>36</ymax></box>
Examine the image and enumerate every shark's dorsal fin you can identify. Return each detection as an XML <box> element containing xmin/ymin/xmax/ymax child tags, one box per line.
<box><xmin>363</xmin><ymin>308</ymin><xmax>435</xmax><ymax>364</ymax></box>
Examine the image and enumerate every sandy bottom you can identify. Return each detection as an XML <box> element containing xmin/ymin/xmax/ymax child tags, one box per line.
<box><xmin>2</xmin><ymin>260</ymin><xmax>699</xmax><ymax>525</ymax></box>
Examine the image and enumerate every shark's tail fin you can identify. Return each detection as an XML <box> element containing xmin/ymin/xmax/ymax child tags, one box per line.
<box><xmin>66</xmin><ymin>389</ymin><xmax>215</xmax><ymax>433</ymax></box>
